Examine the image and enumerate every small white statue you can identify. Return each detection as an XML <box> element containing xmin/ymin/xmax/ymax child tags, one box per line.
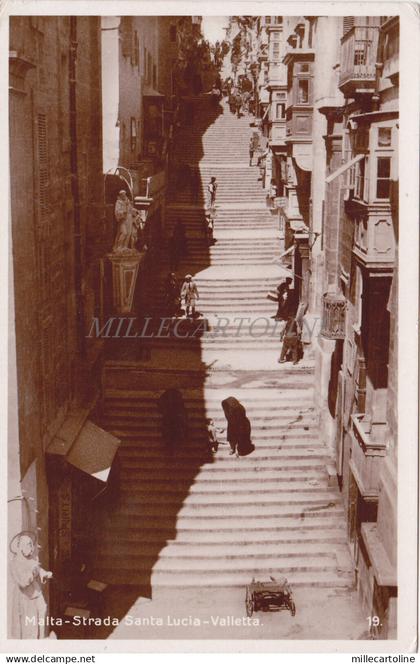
<box><xmin>113</xmin><ymin>190</ymin><xmax>143</xmax><ymax>253</ymax></box>
<box><xmin>9</xmin><ymin>531</ymin><xmax>53</xmax><ymax>639</ymax></box>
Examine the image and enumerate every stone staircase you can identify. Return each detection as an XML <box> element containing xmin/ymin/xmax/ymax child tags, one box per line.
<box><xmin>93</xmin><ymin>96</ymin><xmax>352</xmax><ymax>589</ymax></box>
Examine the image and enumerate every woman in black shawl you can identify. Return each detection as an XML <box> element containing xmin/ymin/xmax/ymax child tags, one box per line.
<box><xmin>221</xmin><ymin>397</ymin><xmax>255</xmax><ymax>457</ymax></box>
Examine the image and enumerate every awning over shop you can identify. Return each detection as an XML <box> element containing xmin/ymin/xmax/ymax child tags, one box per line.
<box><xmin>67</xmin><ymin>421</ymin><xmax>120</xmax><ymax>483</ymax></box>
<box><xmin>325</xmin><ymin>153</ymin><xmax>364</xmax><ymax>184</ymax></box>
<box><xmin>47</xmin><ymin>410</ymin><xmax>120</xmax><ymax>483</ymax></box>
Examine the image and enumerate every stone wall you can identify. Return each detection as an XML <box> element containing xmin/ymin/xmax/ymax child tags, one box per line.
<box><xmin>9</xmin><ymin>17</ymin><xmax>108</xmax><ymax>581</ymax></box>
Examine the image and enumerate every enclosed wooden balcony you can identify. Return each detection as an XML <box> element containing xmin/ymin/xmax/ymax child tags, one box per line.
<box><xmin>352</xmin><ymin>207</ymin><xmax>395</xmax><ymax>273</ymax></box>
<box><xmin>350</xmin><ymin>414</ymin><xmax>388</xmax><ymax>500</ymax></box>
<box><xmin>269</xmin><ymin>119</ymin><xmax>286</xmax><ymax>146</ymax></box>
<box><xmin>339</xmin><ymin>25</ymin><xmax>380</xmax><ymax>97</ymax></box>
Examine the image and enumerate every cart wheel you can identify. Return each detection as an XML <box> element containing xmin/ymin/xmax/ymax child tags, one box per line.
<box><xmin>245</xmin><ymin>589</ymin><xmax>254</xmax><ymax>617</ymax></box>
<box><xmin>289</xmin><ymin>600</ymin><xmax>296</xmax><ymax>617</ymax></box>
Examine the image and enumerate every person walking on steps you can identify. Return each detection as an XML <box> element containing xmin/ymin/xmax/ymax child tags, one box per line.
<box><xmin>272</xmin><ymin>278</ymin><xmax>293</xmax><ymax>321</ymax></box>
<box><xmin>206</xmin><ymin>418</ymin><xmax>224</xmax><ymax>454</ymax></box>
<box><xmin>249</xmin><ymin>137</ymin><xmax>255</xmax><ymax>166</ymax></box>
<box><xmin>205</xmin><ymin>206</ymin><xmax>216</xmax><ymax>245</ymax></box>
<box><xmin>181</xmin><ymin>274</ymin><xmax>199</xmax><ymax>318</ymax></box>
<box><xmin>207</xmin><ymin>177</ymin><xmax>218</xmax><ymax>207</ymax></box>
<box><xmin>235</xmin><ymin>91</ymin><xmax>242</xmax><ymax>118</ymax></box>
<box><xmin>221</xmin><ymin>397</ymin><xmax>255</xmax><ymax>457</ymax></box>
<box><xmin>278</xmin><ymin>316</ymin><xmax>302</xmax><ymax>365</ymax></box>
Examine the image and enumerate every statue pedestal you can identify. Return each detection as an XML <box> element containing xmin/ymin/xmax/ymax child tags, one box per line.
<box><xmin>107</xmin><ymin>251</ymin><xmax>142</xmax><ymax>314</ymax></box>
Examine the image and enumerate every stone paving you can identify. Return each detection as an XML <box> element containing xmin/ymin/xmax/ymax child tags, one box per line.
<box><xmin>89</xmin><ymin>97</ymin><xmax>366</xmax><ymax>641</ymax></box>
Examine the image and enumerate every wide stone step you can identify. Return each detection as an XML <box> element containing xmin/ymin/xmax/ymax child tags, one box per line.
<box><xmin>174</xmin><ymin>259</ymin><xmax>277</xmax><ymax>266</ymax></box>
<box><xmin>116</xmin><ymin>453</ymin><xmax>328</xmax><ymax>472</ymax></box>
<box><xmin>118</xmin><ymin>468</ymin><xmax>327</xmax><ymax>484</ymax></box>
<box><xmin>99</xmin><ymin>526</ymin><xmax>346</xmax><ymax>545</ymax></box>
<box><xmin>107</xmin><ymin>420</ymin><xmax>317</xmax><ymax>435</ymax></box>
<box><xmin>119</xmin><ymin>491</ymin><xmax>339</xmax><ymax>509</ymax></box>
<box><xmin>115</xmin><ymin>432</ymin><xmax>319</xmax><ymax>446</ymax></box>
<box><xmin>109</xmin><ymin>433</ymin><xmax>319</xmax><ymax>447</ymax></box>
<box><xmin>103</xmin><ymin>411</ymin><xmax>316</xmax><ymax>426</ymax></box>
<box><xmin>118</xmin><ymin>470</ymin><xmax>328</xmax><ymax>486</ymax></box>
<box><xmin>90</xmin><ymin>568</ymin><xmax>353</xmax><ymax>588</ymax></box>
<box><xmin>96</xmin><ymin>540</ymin><xmax>344</xmax><ymax>563</ymax></box>
<box><xmin>178</xmin><ymin>248</ymin><xmax>279</xmax><ymax>256</ymax></box>
<box><xmin>104</xmin><ymin>396</ymin><xmax>315</xmax><ymax>410</ymax></box>
<box><xmin>102</xmin><ymin>505</ymin><xmax>344</xmax><ymax>524</ymax></box>
<box><xmin>117</xmin><ymin>451</ymin><xmax>327</xmax><ymax>467</ymax></box>
<box><xmin>112</xmin><ymin>410</ymin><xmax>315</xmax><ymax>423</ymax></box>
<box><xmin>100</xmin><ymin>514</ymin><xmax>343</xmax><ymax>536</ymax></box>
<box><xmin>111</xmin><ymin>433</ymin><xmax>318</xmax><ymax>448</ymax></box>
<box><xmin>94</xmin><ymin>550</ymin><xmax>343</xmax><ymax>572</ymax></box>
<box><xmin>114</xmin><ymin>440</ymin><xmax>320</xmax><ymax>454</ymax></box>
<box><xmin>116</xmin><ymin>476</ymin><xmax>330</xmax><ymax>493</ymax></box>
<box><xmin>104</xmin><ymin>387</ymin><xmax>314</xmax><ymax>399</ymax></box>
<box><xmin>103</xmin><ymin>409</ymin><xmax>315</xmax><ymax>422</ymax></box>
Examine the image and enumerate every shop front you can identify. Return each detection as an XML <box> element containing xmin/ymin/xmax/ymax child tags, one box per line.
<box><xmin>46</xmin><ymin>409</ymin><xmax>120</xmax><ymax>630</ymax></box>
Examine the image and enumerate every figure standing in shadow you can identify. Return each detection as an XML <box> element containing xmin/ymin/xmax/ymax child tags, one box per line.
<box><xmin>157</xmin><ymin>389</ymin><xmax>188</xmax><ymax>455</ymax></box>
<box><xmin>221</xmin><ymin>397</ymin><xmax>255</xmax><ymax>457</ymax></box>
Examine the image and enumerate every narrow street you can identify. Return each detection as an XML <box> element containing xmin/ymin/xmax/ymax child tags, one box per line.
<box><xmin>85</xmin><ymin>95</ymin><xmax>367</xmax><ymax>640</ymax></box>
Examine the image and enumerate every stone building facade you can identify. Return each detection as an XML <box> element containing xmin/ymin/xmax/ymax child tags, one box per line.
<box><xmin>8</xmin><ymin>16</ymin><xmax>112</xmax><ymax>634</ymax></box>
<box><xmin>100</xmin><ymin>16</ymin><xmax>211</xmax><ymax>321</ymax></box>
<box><xmin>236</xmin><ymin>14</ymin><xmax>399</xmax><ymax>637</ymax></box>
<box><xmin>313</xmin><ymin>16</ymin><xmax>399</xmax><ymax>637</ymax></box>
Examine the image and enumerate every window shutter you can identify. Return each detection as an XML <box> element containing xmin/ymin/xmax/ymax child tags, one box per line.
<box><xmin>37</xmin><ymin>113</ymin><xmax>49</xmax><ymax>218</ymax></box>
<box><xmin>343</xmin><ymin>16</ymin><xmax>355</xmax><ymax>35</ymax></box>
<box><xmin>121</xmin><ymin>17</ymin><xmax>133</xmax><ymax>58</ymax></box>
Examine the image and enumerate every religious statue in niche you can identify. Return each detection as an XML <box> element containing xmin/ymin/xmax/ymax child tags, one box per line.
<box><xmin>9</xmin><ymin>531</ymin><xmax>53</xmax><ymax>639</ymax></box>
<box><xmin>112</xmin><ymin>190</ymin><xmax>145</xmax><ymax>253</ymax></box>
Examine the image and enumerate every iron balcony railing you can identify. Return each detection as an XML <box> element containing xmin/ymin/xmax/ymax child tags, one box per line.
<box><xmin>339</xmin><ymin>25</ymin><xmax>380</xmax><ymax>91</ymax></box>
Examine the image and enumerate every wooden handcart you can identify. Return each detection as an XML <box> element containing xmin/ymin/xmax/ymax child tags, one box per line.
<box><xmin>245</xmin><ymin>577</ymin><xmax>296</xmax><ymax>617</ymax></box>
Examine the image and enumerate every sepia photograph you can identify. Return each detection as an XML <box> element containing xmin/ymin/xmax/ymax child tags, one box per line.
<box><xmin>4</xmin><ymin>2</ymin><xmax>418</xmax><ymax>651</ymax></box>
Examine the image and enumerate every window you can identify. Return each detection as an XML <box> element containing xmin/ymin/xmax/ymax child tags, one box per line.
<box><xmin>378</xmin><ymin>127</ymin><xmax>392</xmax><ymax>147</ymax></box>
<box><xmin>354</xmin><ymin>47</ymin><xmax>367</xmax><ymax>66</ymax></box>
<box><xmin>132</xmin><ymin>30</ymin><xmax>139</xmax><ymax>67</ymax></box>
<box><xmin>272</xmin><ymin>43</ymin><xmax>280</xmax><ymax>60</ymax></box>
<box><xmin>276</xmin><ymin>102</ymin><xmax>285</xmax><ymax>119</ymax></box>
<box><xmin>299</xmin><ymin>63</ymin><xmax>309</xmax><ymax>73</ymax></box>
<box><xmin>265</xmin><ymin>16</ymin><xmax>271</xmax><ymax>24</ymax></box>
<box><xmin>148</xmin><ymin>52</ymin><xmax>152</xmax><ymax>85</ymax></box>
<box><xmin>143</xmin><ymin>47</ymin><xmax>147</xmax><ymax>77</ymax></box>
<box><xmin>297</xmin><ymin>79</ymin><xmax>309</xmax><ymax>104</ymax></box>
<box><xmin>37</xmin><ymin>114</ymin><xmax>49</xmax><ymax>217</ymax></box>
<box><xmin>376</xmin><ymin>157</ymin><xmax>391</xmax><ymax>199</ymax></box>
<box><xmin>169</xmin><ymin>25</ymin><xmax>177</xmax><ymax>42</ymax></box>
<box><xmin>355</xmin><ymin>158</ymin><xmax>366</xmax><ymax>200</ymax></box>
<box><xmin>130</xmin><ymin>117</ymin><xmax>137</xmax><ymax>152</ymax></box>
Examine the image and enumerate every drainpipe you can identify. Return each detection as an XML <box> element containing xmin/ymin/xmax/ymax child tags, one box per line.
<box><xmin>69</xmin><ymin>16</ymin><xmax>85</xmax><ymax>357</ymax></box>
